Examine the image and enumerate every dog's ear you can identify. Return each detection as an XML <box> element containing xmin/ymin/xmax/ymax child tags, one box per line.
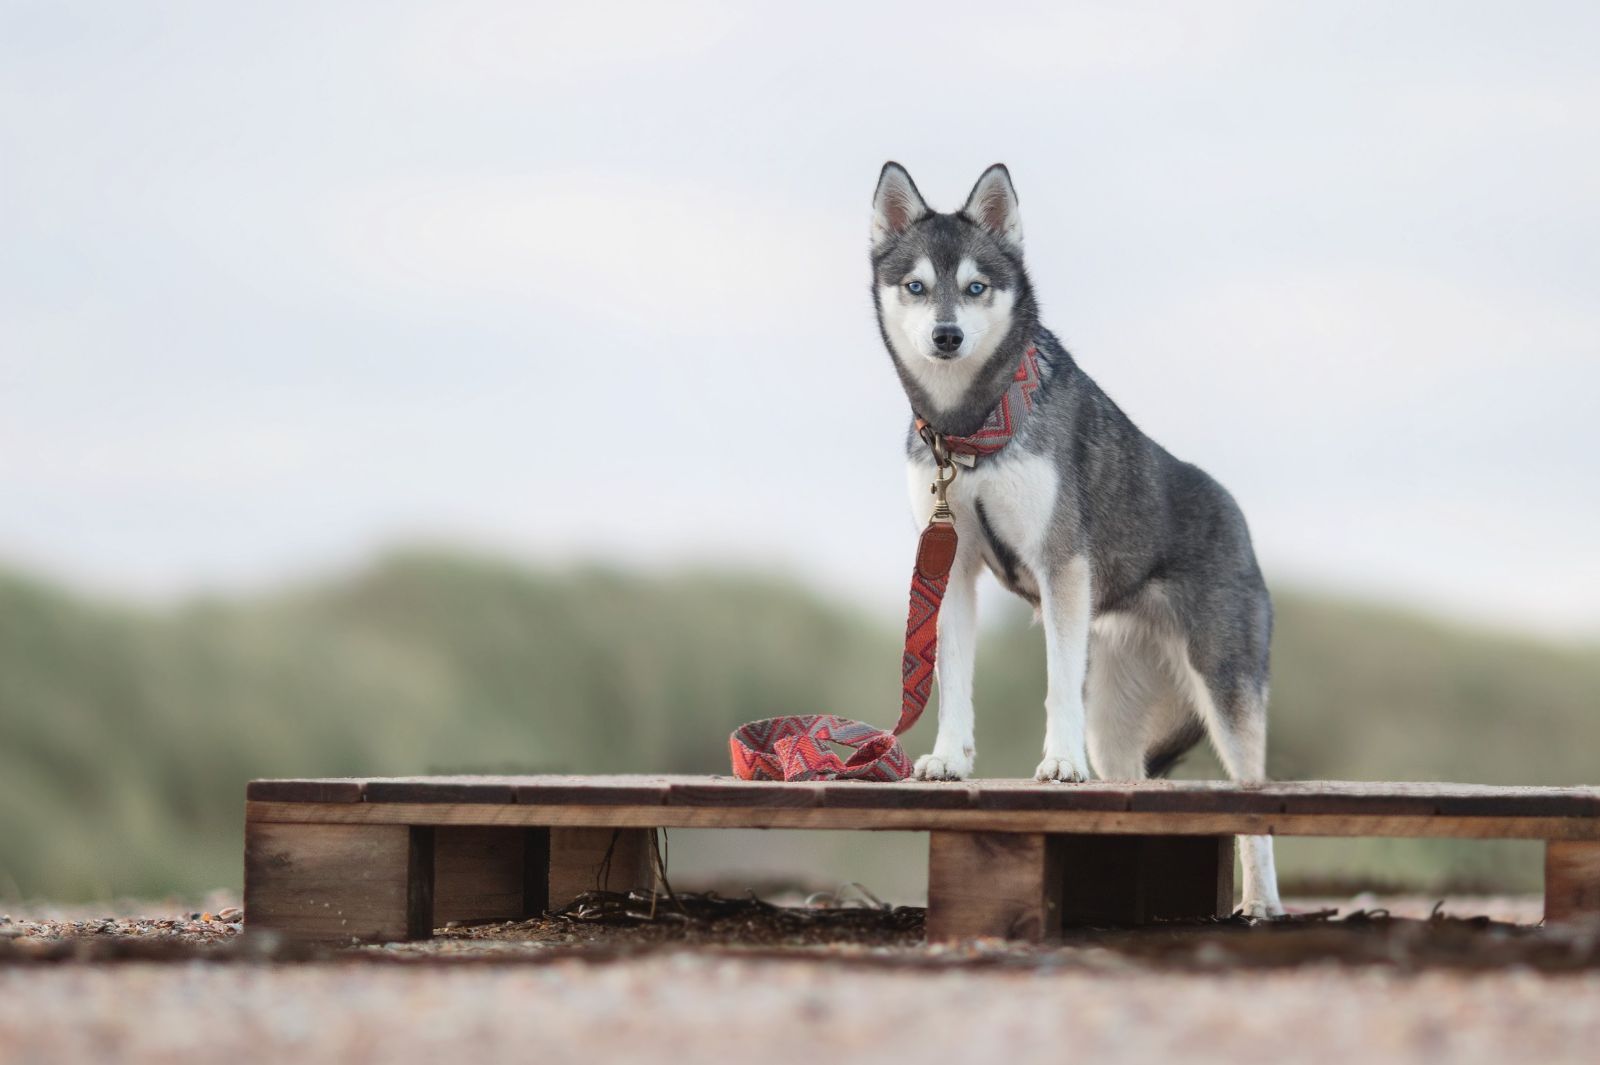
<box><xmin>872</xmin><ymin>162</ymin><xmax>929</xmax><ymax>248</ymax></box>
<box><xmin>962</xmin><ymin>164</ymin><xmax>1022</xmax><ymax>248</ymax></box>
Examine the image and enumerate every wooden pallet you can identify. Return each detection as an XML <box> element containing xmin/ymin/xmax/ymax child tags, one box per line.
<box><xmin>244</xmin><ymin>776</ymin><xmax>1600</xmax><ymax>943</ymax></box>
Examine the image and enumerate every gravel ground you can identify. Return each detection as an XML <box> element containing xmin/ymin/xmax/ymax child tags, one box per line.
<box><xmin>3</xmin><ymin>894</ymin><xmax>1599</xmax><ymax>1065</ymax></box>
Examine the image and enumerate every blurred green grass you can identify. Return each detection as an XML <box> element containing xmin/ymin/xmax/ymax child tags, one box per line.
<box><xmin>1</xmin><ymin>547</ymin><xmax>1595</xmax><ymax>901</ymax></box>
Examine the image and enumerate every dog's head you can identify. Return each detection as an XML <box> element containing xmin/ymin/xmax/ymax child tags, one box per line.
<box><xmin>870</xmin><ymin>162</ymin><xmax>1031</xmax><ymax>372</ymax></box>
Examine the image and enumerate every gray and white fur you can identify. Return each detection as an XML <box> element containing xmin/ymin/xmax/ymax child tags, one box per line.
<box><xmin>871</xmin><ymin>162</ymin><xmax>1283</xmax><ymax>917</ymax></box>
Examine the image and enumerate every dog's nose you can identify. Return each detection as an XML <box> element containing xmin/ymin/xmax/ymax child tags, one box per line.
<box><xmin>932</xmin><ymin>325</ymin><xmax>964</xmax><ymax>354</ymax></box>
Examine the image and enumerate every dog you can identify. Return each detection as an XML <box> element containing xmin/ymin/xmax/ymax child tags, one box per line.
<box><xmin>870</xmin><ymin>162</ymin><xmax>1284</xmax><ymax>917</ymax></box>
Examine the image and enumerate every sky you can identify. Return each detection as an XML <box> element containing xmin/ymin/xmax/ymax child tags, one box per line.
<box><xmin>2</xmin><ymin>1</ymin><xmax>1598</xmax><ymax>637</ymax></box>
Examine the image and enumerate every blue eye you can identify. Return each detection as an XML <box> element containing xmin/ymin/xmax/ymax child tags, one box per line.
<box><xmin>905</xmin><ymin>280</ymin><xmax>925</xmax><ymax>295</ymax></box>
<box><xmin>967</xmin><ymin>281</ymin><xmax>987</xmax><ymax>296</ymax></box>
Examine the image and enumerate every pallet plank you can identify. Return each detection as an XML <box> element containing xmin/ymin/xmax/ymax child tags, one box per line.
<box><xmin>972</xmin><ymin>783</ymin><xmax>1136</xmax><ymax>813</ymax></box>
<box><xmin>364</xmin><ymin>777</ymin><xmax>518</xmax><ymax>804</ymax></box>
<box><xmin>247</xmin><ymin>776</ymin><xmax>1600</xmax><ymax>820</ymax></box>
<box><xmin>669</xmin><ymin>779</ymin><xmax>821</xmax><ymax>808</ymax></box>
<box><xmin>818</xmin><ymin>781</ymin><xmax>977</xmax><ymax>809</ymax></box>
<box><xmin>515</xmin><ymin>776</ymin><xmax>671</xmax><ymax>807</ymax></box>
<box><xmin>246</xmin><ymin>779</ymin><xmax>365</xmax><ymax>803</ymax></box>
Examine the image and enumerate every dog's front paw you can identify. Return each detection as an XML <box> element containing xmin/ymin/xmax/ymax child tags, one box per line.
<box><xmin>1033</xmin><ymin>756</ymin><xmax>1089</xmax><ymax>783</ymax></box>
<box><xmin>914</xmin><ymin>750</ymin><xmax>973</xmax><ymax>781</ymax></box>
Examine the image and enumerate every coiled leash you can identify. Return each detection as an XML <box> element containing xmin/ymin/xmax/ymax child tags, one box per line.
<box><xmin>728</xmin><ymin>345</ymin><xmax>1044</xmax><ymax>782</ymax></box>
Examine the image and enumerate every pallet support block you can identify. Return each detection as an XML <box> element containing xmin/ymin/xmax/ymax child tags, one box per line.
<box><xmin>1058</xmin><ymin>834</ymin><xmax>1234</xmax><ymax>925</ymax></box>
<box><xmin>547</xmin><ymin>827</ymin><xmax>656</xmax><ymax>909</ymax></box>
<box><xmin>1545</xmin><ymin>840</ymin><xmax>1600</xmax><ymax>924</ymax></box>
<box><xmin>245</xmin><ymin>821</ymin><xmax>433</xmax><ymax>944</ymax></box>
<box><xmin>927</xmin><ymin>831</ymin><xmax>1064</xmax><ymax>942</ymax></box>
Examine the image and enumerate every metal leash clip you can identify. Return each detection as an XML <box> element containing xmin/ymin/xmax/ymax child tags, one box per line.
<box><xmin>927</xmin><ymin>433</ymin><xmax>957</xmax><ymax>524</ymax></box>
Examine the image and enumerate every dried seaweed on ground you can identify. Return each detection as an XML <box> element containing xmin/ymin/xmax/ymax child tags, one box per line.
<box><xmin>5</xmin><ymin>895</ymin><xmax>1600</xmax><ymax>972</ymax></box>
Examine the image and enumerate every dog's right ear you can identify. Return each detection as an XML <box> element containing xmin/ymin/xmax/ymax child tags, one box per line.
<box><xmin>872</xmin><ymin>162</ymin><xmax>929</xmax><ymax>248</ymax></box>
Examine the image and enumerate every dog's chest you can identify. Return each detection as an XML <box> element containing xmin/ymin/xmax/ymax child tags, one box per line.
<box><xmin>905</xmin><ymin>453</ymin><xmax>1059</xmax><ymax>603</ymax></box>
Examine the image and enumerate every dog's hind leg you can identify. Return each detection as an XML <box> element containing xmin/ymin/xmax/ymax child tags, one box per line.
<box><xmin>1084</xmin><ymin>615</ymin><xmax>1195</xmax><ymax>782</ymax></box>
<box><xmin>1184</xmin><ymin>670</ymin><xmax>1284</xmax><ymax>918</ymax></box>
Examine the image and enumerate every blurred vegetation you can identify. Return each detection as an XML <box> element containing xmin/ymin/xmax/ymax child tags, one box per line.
<box><xmin>1</xmin><ymin>547</ymin><xmax>1595</xmax><ymax>901</ymax></box>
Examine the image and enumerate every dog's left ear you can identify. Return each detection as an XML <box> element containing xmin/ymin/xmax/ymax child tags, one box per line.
<box><xmin>962</xmin><ymin>164</ymin><xmax>1023</xmax><ymax>248</ymax></box>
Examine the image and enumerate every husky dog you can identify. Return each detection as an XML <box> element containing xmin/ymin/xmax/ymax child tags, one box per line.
<box><xmin>871</xmin><ymin>162</ymin><xmax>1283</xmax><ymax>917</ymax></box>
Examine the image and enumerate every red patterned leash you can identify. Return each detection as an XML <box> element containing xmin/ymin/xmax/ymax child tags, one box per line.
<box><xmin>727</xmin><ymin>345</ymin><xmax>1043</xmax><ymax>782</ymax></box>
<box><xmin>729</xmin><ymin>463</ymin><xmax>958</xmax><ymax>781</ymax></box>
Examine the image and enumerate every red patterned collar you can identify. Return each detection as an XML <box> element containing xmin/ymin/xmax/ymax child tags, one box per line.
<box><xmin>914</xmin><ymin>345</ymin><xmax>1043</xmax><ymax>462</ymax></box>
